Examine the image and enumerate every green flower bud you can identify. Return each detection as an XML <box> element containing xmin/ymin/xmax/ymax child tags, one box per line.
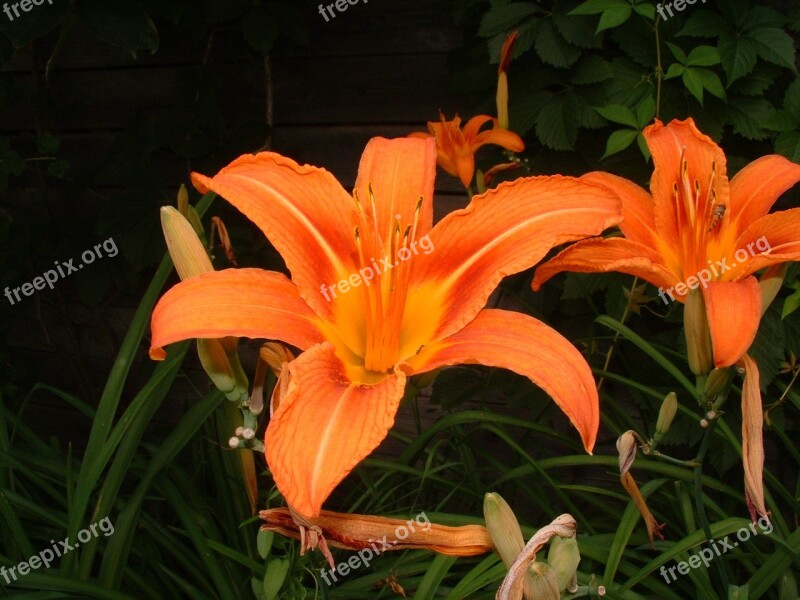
<box><xmin>655</xmin><ymin>392</ymin><xmax>678</xmax><ymax>439</ymax></box>
<box><xmin>529</xmin><ymin>562</ymin><xmax>560</xmax><ymax>600</ymax></box>
<box><xmin>684</xmin><ymin>290</ymin><xmax>713</xmax><ymax>375</ymax></box>
<box><xmin>547</xmin><ymin>536</ymin><xmax>580</xmax><ymax>592</ymax></box>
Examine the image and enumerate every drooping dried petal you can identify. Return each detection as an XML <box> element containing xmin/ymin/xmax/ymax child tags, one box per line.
<box><xmin>260</xmin><ymin>507</ymin><xmax>492</xmax><ymax>556</ymax></box>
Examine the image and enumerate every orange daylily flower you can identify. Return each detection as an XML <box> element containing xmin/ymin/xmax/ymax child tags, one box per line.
<box><xmin>533</xmin><ymin>117</ymin><xmax>800</xmax><ymax>519</ymax></box>
<box><xmin>150</xmin><ymin>136</ymin><xmax>620</xmax><ymax>518</ymax></box>
<box><xmin>409</xmin><ymin>114</ymin><xmax>524</xmax><ymax>187</ymax></box>
<box><xmin>534</xmin><ymin>118</ymin><xmax>800</xmax><ymax>370</ymax></box>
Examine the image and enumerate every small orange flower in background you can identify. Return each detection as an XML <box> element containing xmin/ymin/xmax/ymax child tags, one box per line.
<box><xmin>409</xmin><ymin>114</ymin><xmax>524</xmax><ymax>188</ymax></box>
<box><xmin>533</xmin><ymin>117</ymin><xmax>800</xmax><ymax>519</ymax></box>
<box><xmin>149</xmin><ymin>136</ymin><xmax>620</xmax><ymax>521</ymax></box>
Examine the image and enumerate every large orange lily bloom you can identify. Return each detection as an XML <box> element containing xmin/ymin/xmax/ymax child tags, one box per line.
<box><xmin>410</xmin><ymin>114</ymin><xmax>524</xmax><ymax>187</ymax></box>
<box><xmin>150</xmin><ymin>137</ymin><xmax>620</xmax><ymax>518</ymax></box>
<box><xmin>533</xmin><ymin>118</ymin><xmax>800</xmax><ymax>519</ymax></box>
<box><xmin>534</xmin><ymin>118</ymin><xmax>800</xmax><ymax>369</ymax></box>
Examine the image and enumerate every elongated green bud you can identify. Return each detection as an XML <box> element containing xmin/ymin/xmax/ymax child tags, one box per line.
<box><xmin>160</xmin><ymin>206</ymin><xmax>213</xmax><ymax>280</ymax></box>
<box><xmin>483</xmin><ymin>492</ymin><xmax>524</xmax><ymax>568</ymax></box>
<box><xmin>655</xmin><ymin>392</ymin><xmax>678</xmax><ymax>440</ymax></box>
<box><xmin>704</xmin><ymin>367</ymin><xmax>732</xmax><ymax>398</ymax></box>
<box><xmin>529</xmin><ymin>562</ymin><xmax>560</xmax><ymax>600</ymax></box>
<box><xmin>684</xmin><ymin>290</ymin><xmax>713</xmax><ymax>375</ymax></box>
<box><xmin>197</xmin><ymin>339</ymin><xmax>249</xmax><ymax>403</ymax></box>
<box><xmin>547</xmin><ymin>536</ymin><xmax>580</xmax><ymax>592</ymax></box>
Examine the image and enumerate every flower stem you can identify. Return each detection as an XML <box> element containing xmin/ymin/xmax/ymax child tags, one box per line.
<box><xmin>693</xmin><ymin>419</ymin><xmax>730</xmax><ymax>589</ymax></box>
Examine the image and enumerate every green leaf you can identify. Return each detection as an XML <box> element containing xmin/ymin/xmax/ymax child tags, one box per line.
<box><xmin>36</xmin><ymin>131</ymin><xmax>60</xmax><ymax>155</ymax></box>
<box><xmin>678</xmin><ymin>9</ymin><xmax>726</xmax><ymax>37</ymax></box>
<box><xmin>636</xmin><ymin>131</ymin><xmax>651</xmax><ymax>160</ymax></box>
<box><xmin>78</xmin><ymin>0</ymin><xmax>158</xmax><ymax>58</ymax></box>
<box><xmin>478</xmin><ymin>2</ymin><xmax>538</xmax><ymax>37</ymax></box>
<box><xmin>46</xmin><ymin>159</ymin><xmax>70</xmax><ymax>178</ymax></box>
<box><xmin>595</xmin><ymin>103</ymin><xmax>638</xmax><ymax>127</ymax></box>
<box><xmin>534</xmin><ymin>19</ymin><xmax>581</xmax><ymax>68</ymax></box>
<box><xmin>782</xmin><ymin>287</ymin><xmax>800</xmax><ymax>319</ymax></box>
<box><xmin>240</xmin><ymin>5</ymin><xmax>279</xmax><ymax>54</ymax></box>
<box><xmin>535</xmin><ymin>94</ymin><xmax>579</xmax><ymax>150</ymax></box>
<box><xmin>597</xmin><ymin>5</ymin><xmax>632</xmax><ymax>32</ymax></box>
<box><xmin>553</xmin><ymin>1</ymin><xmax>602</xmax><ymax>49</ymax></box>
<box><xmin>719</xmin><ymin>31</ymin><xmax>758</xmax><ymax>85</ymax></box>
<box><xmin>602</xmin><ymin>128</ymin><xmax>638</xmax><ymax>159</ymax></box>
<box><xmin>776</xmin><ymin>131</ymin><xmax>800</xmax><ymax>163</ymax></box>
<box><xmin>664</xmin><ymin>63</ymin><xmax>685</xmax><ymax>80</ymax></box>
<box><xmin>784</xmin><ymin>77</ymin><xmax>800</xmax><ymax>115</ymax></box>
<box><xmin>763</xmin><ymin>109</ymin><xmax>797</xmax><ymax>132</ymax></box>
<box><xmin>632</xmin><ymin>2</ymin><xmax>655</xmax><ymax>20</ymax></box>
<box><xmin>694</xmin><ymin>68</ymin><xmax>726</xmax><ymax>100</ymax></box>
<box><xmin>570</xmin><ymin>0</ymin><xmax>627</xmax><ymax>16</ymax></box>
<box><xmin>730</xmin><ymin>70</ymin><xmax>779</xmax><ymax>97</ymax></box>
<box><xmin>687</xmin><ymin>45</ymin><xmax>721</xmax><ymax>66</ymax></box>
<box><xmin>666</xmin><ymin>42</ymin><xmax>688</xmax><ymax>64</ymax></box>
<box><xmin>572</xmin><ymin>55</ymin><xmax>613</xmax><ymax>84</ymax></box>
<box><xmin>256</xmin><ymin>530</ymin><xmax>273</xmax><ymax>560</ymax></box>
<box><xmin>263</xmin><ymin>557</ymin><xmax>290</xmax><ymax>600</ymax></box>
<box><xmin>728</xmin><ymin>98</ymin><xmax>775</xmax><ymax>140</ymax></box>
<box><xmin>682</xmin><ymin>68</ymin><xmax>705</xmax><ymax>104</ymax></box>
<box><xmin>749</xmin><ymin>27</ymin><xmax>797</xmax><ymax>72</ymax></box>
<box><xmin>635</xmin><ymin>94</ymin><xmax>656</xmax><ymax>125</ymax></box>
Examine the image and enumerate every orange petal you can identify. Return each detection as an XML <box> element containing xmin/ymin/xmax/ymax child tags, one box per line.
<box><xmin>731</xmin><ymin>208</ymin><xmax>800</xmax><ymax>278</ymax></box>
<box><xmin>463</xmin><ymin>115</ymin><xmax>495</xmax><ymax>141</ymax></box>
<box><xmin>405</xmin><ymin>175</ymin><xmax>620</xmax><ymax>345</ymax></box>
<box><xmin>190</xmin><ymin>152</ymin><xmax>358</xmax><ymax>321</ymax></box>
<box><xmin>644</xmin><ymin>118</ymin><xmax>730</xmax><ymax>251</ymax></box>
<box><xmin>471</xmin><ymin>126</ymin><xmax>525</xmax><ymax>154</ymax></box>
<box><xmin>581</xmin><ymin>172</ymin><xmax>664</xmax><ymax>251</ymax></box>
<box><xmin>701</xmin><ymin>277</ymin><xmax>762</xmax><ymax>368</ymax></box>
<box><xmin>729</xmin><ymin>155</ymin><xmax>800</xmax><ymax>233</ymax></box>
<box><xmin>407</xmin><ymin>309</ymin><xmax>599</xmax><ymax>453</ymax></box>
<box><xmin>260</xmin><ymin>507</ymin><xmax>492</xmax><ymax>556</ymax></box>
<box><xmin>532</xmin><ymin>237</ymin><xmax>677</xmax><ymax>298</ymax></box>
<box><xmin>150</xmin><ymin>269</ymin><xmax>324</xmax><ymax>359</ymax></box>
<box><xmin>354</xmin><ymin>137</ymin><xmax>437</xmax><ymax>244</ymax></box>
<box><xmin>455</xmin><ymin>153</ymin><xmax>476</xmax><ymax>188</ymax></box>
<box><xmin>738</xmin><ymin>353</ymin><xmax>768</xmax><ymax>520</ymax></box>
<box><xmin>265</xmin><ymin>343</ymin><xmax>407</xmax><ymax>518</ymax></box>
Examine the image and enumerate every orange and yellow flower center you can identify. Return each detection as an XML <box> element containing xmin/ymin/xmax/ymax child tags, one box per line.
<box><xmin>671</xmin><ymin>149</ymin><xmax>727</xmax><ymax>279</ymax></box>
<box><xmin>352</xmin><ymin>186</ymin><xmax>424</xmax><ymax>373</ymax></box>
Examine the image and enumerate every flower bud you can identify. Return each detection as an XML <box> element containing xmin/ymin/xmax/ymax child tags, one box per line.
<box><xmin>496</xmin><ymin>31</ymin><xmax>518</xmax><ymax>130</ymax></box>
<box><xmin>483</xmin><ymin>492</ymin><xmax>524</xmax><ymax>568</ymax></box>
<box><xmin>654</xmin><ymin>392</ymin><xmax>678</xmax><ymax>440</ymax></box>
<box><xmin>684</xmin><ymin>290</ymin><xmax>713</xmax><ymax>375</ymax></box>
<box><xmin>704</xmin><ymin>367</ymin><xmax>732</xmax><ymax>398</ymax></box>
<box><xmin>759</xmin><ymin>264</ymin><xmax>786</xmax><ymax>316</ymax></box>
<box><xmin>160</xmin><ymin>206</ymin><xmax>212</xmax><ymax>280</ymax></box>
<box><xmin>197</xmin><ymin>338</ymin><xmax>249</xmax><ymax>403</ymax></box>
<box><xmin>547</xmin><ymin>536</ymin><xmax>580</xmax><ymax>592</ymax></box>
<box><xmin>528</xmin><ymin>562</ymin><xmax>560</xmax><ymax>600</ymax></box>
